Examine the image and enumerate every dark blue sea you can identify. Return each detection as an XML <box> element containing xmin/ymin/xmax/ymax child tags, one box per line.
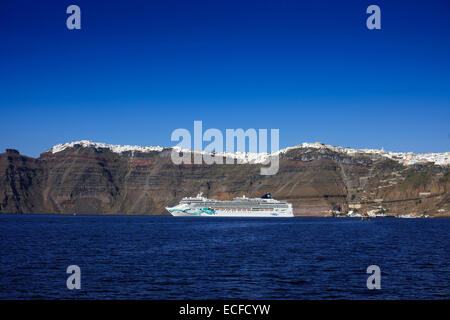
<box><xmin>0</xmin><ymin>214</ymin><xmax>448</xmax><ymax>299</ymax></box>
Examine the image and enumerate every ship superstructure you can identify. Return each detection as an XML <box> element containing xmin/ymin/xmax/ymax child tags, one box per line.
<box><xmin>166</xmin><ymin>193</ymin><xmax>294</xmax><ymax>217</ymax></box>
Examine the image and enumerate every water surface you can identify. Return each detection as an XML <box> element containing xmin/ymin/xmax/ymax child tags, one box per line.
<box><xmin>0</xmin><ymin>215</ymin><xmax>448</xmax><ymax>299</ymax></box>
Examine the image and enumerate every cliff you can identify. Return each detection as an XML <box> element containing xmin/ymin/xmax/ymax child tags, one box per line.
<box><xmin>0</xmin><ymin>142</ymin><xmax>449</xmax><ymax>216</ymax></box>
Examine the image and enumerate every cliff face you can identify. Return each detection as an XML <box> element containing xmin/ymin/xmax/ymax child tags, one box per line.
<box><xmin>0</xmin><ymin>145</ymin><xmax>449</xmax><ymax>216</ymax></box>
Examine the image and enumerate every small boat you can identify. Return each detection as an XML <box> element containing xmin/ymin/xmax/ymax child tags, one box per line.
<box><xmin>398</xmin><ymin>214</ymin><xmax>418</xmax><ymax>218</ymax></box>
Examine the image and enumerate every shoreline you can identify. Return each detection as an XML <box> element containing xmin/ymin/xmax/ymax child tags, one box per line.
<box><xmin>1</xmin><ymin>212</ymin><xmax>448</xmax><ymax>218</ymax></box>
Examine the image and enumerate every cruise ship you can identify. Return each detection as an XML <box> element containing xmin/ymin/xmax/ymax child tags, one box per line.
<box><xmin>166</xmin><ymin>193</ymin><xmax>294</xmax><ymax>217</ymax></box>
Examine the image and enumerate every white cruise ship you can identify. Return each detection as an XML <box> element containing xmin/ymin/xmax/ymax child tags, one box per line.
<box><xmin>166</xmin><ymin>193</ymin><xmax>294</xmax><ymax>217</ymax></box>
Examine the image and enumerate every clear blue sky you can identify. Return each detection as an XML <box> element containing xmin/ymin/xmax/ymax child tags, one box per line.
<box><xmin>1</xmin><ymin>0</ymin><xmax>449</xmax><ymax>157</ymax></box>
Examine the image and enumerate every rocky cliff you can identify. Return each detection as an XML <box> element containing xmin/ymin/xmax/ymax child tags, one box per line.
<box><xmin>1</xmin><ymin>142</ymin><xmax>449</xmax><ymax>216</ymax></box>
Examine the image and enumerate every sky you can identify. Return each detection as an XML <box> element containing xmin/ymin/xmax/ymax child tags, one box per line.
<box><xmin>0</xmin><ymin>0</ymin><xmax>449</xmax><ymax>157</ymax></box>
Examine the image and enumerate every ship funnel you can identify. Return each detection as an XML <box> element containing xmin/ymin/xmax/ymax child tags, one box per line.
<box><xmin>261</xmin><ymin>193</ymin><xmax>271</xmax><ymax>199</ymax></box>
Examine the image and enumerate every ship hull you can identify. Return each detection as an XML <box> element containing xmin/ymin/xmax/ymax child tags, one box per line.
<box><xmin>167</xmin><ymin>193</ymin><xmax>294</xmax><ymax>217</ymax></box>
<box><xmin>166</xmin><ymin>205</ymin><xmax>293</xmax><ymax>218</ymax></box>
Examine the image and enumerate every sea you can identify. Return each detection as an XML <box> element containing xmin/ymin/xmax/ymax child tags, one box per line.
<box><xmin>0</xmin><ymin>214</ymin><xmax>448</xmax><ymax>299</ymax></box>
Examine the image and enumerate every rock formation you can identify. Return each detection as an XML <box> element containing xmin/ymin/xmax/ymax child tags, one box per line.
<box><xmin>1</xmin><ymin>142</ymin><xmax>448</xmax><ymax>216</ymax></box>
